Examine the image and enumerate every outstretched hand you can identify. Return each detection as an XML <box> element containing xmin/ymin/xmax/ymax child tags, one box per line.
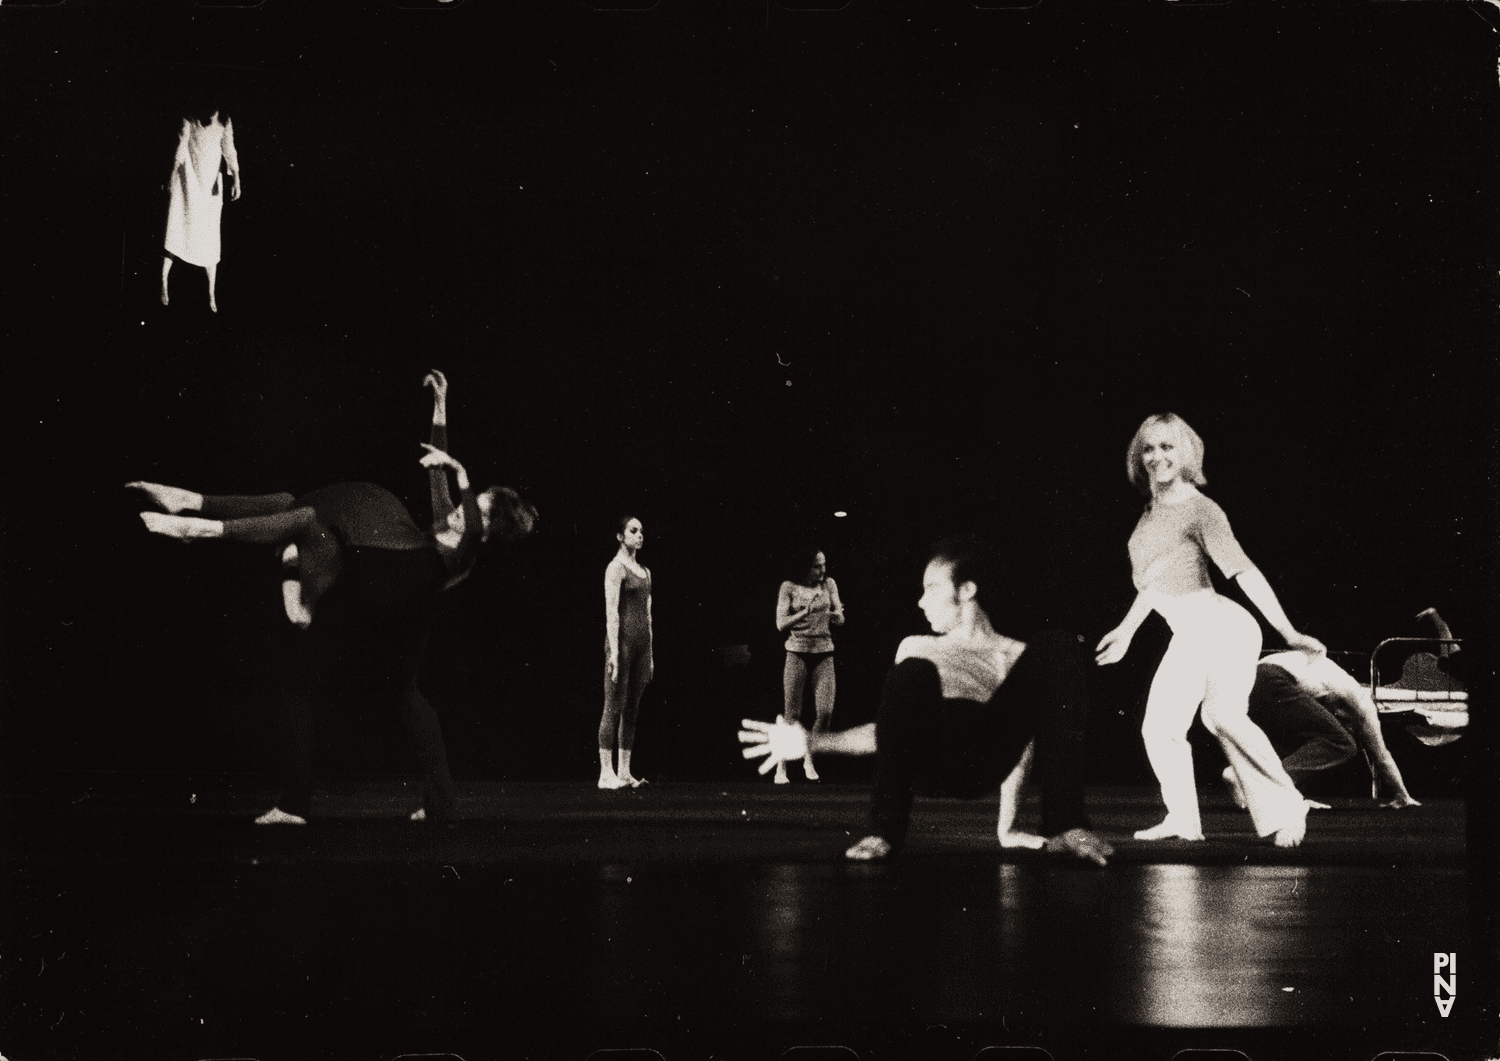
<box><xmin>739</xmin><ymin>716</ymin><xmax>808</xmax><ymax>774</ymax></box>
<box><xmin>1044</xmin><ymin>828</ymin><xmax>1113</xmax><ymax>866</ymax></box>
<box><xmin>1283</xmin><ymin>631</ymin><xmax>1326</xmax><ymax>661</ymax></box>
<box><xmin>1095</xmin><ymin>627</ymin><xmax>1130</xmax><ymax>666</ymax></box>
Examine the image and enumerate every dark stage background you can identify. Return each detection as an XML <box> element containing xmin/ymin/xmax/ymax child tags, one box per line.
<box><xmin>2</xmin><ymin>2</ymin><xmax>1495</xmax><ymax>796</ymax></box>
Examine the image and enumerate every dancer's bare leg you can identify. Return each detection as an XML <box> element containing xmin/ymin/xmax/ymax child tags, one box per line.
<box><xmin>206</xmin><ymin>263</ymin><xmax>218</xmax><ymax>313</ymax></box>
<box><xmin>160</xmin><ymin>256</ymin><xmax>172</xmax><ymax>306</ymax></box>
<box><xmin>804</xmin><ymin>656</ymin><xmax>835</xmax><ymax>781</ymax></box>
<box><xmin>598</xmin><ymin>747</ymin><xmax>625</xmax><ymax>789</ymax></box>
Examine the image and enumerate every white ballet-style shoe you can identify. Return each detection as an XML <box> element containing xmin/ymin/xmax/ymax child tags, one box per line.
<box><xmin>773</xmin><ymin>763</ymin><xmax>790</xmax><ymax>785</ymax></box>
<box><xmin>844</xmin><ymin>835</ymin><xmax>892</xmax><ymax>861</ymax></box>
<box><xmin>1132</xmin><ymin>819</ymin><xmax>1205</xmax><ymax>842</ymax></box>
<box><xmin>140</xmin><ymin>512</ymin><xmax>220</xmax><ymax>539</ymax></box>
<box><xmin>598</xmin><ymin>773</ymin><xmax>628</xmax><ymax>790</ymax></box>
<box><xmin>254</xmin><ymin>807</ymin><xmax>307</xmax><ymax>826</ymax></box>
<box><xmin>802</xmin><ymin>757</ymin><xmax>820</xmax><ymax>782</ymax></box>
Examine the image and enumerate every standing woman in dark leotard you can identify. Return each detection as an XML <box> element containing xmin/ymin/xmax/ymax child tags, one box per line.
<box><xmin>598</xmin><ymin>516</ymin><xmax>653</xmax><ymax>789</ymax></box>
<box><xmin>773</xmin><ymin>549</ymin><xmax>845</xmax><ymax>784</ymax></box>
<box><xmin>1095</xmin><ymin>412</ymin><xmax>1321</xmax><ymax>848</ymax></box>
<box><xmin>128</xmin><ymin>375</ymin><xmax>537</xmax><ymax>824</ymax></box>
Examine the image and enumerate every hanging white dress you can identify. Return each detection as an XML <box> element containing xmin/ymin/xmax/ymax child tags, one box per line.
<box><xmin>164</xmin><ymin>116</ymin><xmax>239</xmax><ymax>267</ymax></box>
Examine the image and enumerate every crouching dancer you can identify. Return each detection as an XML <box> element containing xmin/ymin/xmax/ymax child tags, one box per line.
<box><xmin>741</xmin><ymin>535</ymin><xmax>1112</xmax><ymax>866</ymax></box>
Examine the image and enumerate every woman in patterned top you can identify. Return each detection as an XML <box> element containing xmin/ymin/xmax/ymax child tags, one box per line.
<box><xmin>772</xmin><ymin>549</ymin><xmax>845</xmax><ymax>784</ymax></box>
<box><xmin>599</xmin><ymin>516</ymin><xmax>653</xmax><ymax>789</ymax></box>
<box><xmin>1095</xmin><ymin>413</ymin><xmax>1322</xmax><ymax>847</ymax></box>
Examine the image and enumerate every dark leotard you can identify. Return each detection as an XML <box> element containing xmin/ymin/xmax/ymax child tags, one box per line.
<box><xmin>600</xmin><ymin>565</ymin><xmax>652</xmax><ymax>752</ymax></box>
<box><xmin>201</xmin><ymin>478</ymin><xmax>482</xmax><ymax>819</ymax></box>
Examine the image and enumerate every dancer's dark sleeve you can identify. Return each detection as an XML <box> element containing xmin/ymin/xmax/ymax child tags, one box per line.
<box><xmin>429</xmin><ymin>422</ymin><xmax>456</xmax><ymax>528</ymax></box>
<box><xmin>435</xmin><ymin>483</ymin><xmax>483</xmax><ymax>580</ymax></box>
<box><xmin>1004</xmin><ymin>628</ymin><xmax>1093</xmax><ymax>836</ymax></box>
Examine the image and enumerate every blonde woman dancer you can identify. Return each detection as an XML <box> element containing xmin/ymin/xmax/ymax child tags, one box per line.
<box><xmin>1096</xmin><ymin>413</ymin><xmax>1322</xmax><ymax>847</ymax></box>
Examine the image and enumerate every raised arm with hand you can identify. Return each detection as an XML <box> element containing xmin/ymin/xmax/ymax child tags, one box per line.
<box><xmin>1235</xmin><ymin>567</ymin><xmax>1326</xmax><ymax>657</ymax></box>
<box><xmin>423</xmin><ymin>371</ymin><xmax>456</xmax><ymax>528</ymax></box>
<box><xmin>419</xmin><ymin>444</ymin><xmax>482</xmax><ymax>577</ymax></box>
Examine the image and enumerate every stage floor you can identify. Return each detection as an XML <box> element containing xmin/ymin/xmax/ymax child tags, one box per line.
<box><xmin>0</xmin><ymin>779</ymin><xmax>1478</xmax><ymax>1060</ymax></box>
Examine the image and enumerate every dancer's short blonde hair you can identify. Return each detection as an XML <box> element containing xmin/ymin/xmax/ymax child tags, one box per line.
<box><xmin>1126</xmin><ymin>413</ymin><xmax>1207</xmax><ymax>497</ymax></box>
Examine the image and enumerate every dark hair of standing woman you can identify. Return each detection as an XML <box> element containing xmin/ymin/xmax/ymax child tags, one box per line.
<box><xmin>789</xmin><ymin>547</ymin><xmax>824</xmax><ymax>584</ymax></box>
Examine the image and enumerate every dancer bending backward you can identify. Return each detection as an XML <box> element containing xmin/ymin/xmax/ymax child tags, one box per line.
<box><xmin>742</xmin><ymin>535</ymin><xmax>1113</xmax><ymax>866</ymax></box>
<box><xmin>1095</xmin><ymin>413</ymin><xmax>1321</xmax><ymax>847</ymax></box>
<box><xmin>773</xmin><ymin>550</ymin><xmax>845</xmax><ymax>784</ymax></box>
<box><xmin>162</xmin><ymin>104</ymin><xmax>241</xmax><ymax>312</ymax></box>
<box><xmin>599</xmin><ymin>517</ymin><xmax>653</xmax><ymax>789</ymax></box>
<box><xmin>128</xmin><ymin>374</ymin><xmax>536</xmax><ymax>824</ymax></box>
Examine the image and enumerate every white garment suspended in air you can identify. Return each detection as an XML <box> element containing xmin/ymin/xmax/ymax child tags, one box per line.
<box><xmin>164</xmin><ymin>115</ymin><xmax>239</xmax><ymax>267</ymax></box>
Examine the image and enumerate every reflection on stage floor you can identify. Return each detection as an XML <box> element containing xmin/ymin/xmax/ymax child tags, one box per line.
<box><xmin>0</xmin><ymin>780</ymin><xmax>1474</xmax><ymax>1059</ymax></box>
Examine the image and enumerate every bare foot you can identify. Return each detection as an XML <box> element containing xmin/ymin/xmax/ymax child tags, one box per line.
<box><xmin>126</xmin><ymin>482</ymin><xmax>201</xmax><ymax>514</ymax></box>
<box><xmin>1379</xmin><ymin>795</ymin><xmax>1421</xmax><ymax>809</ymax></box>
<box><xmin>802</xmin><ymin>757</ymin><xmax>820</xmax><ymax>781</ymax></box>
<box><xmin>1133</xmin><ymin>819</ymin><xmax>1205</xmax><ymax>842</ymax></box>
<box><xmin>1272</xmin><ymin>805</ymin><xmax>1309</xmax><ymax>848</ymax></box>
<box><xmin>618</xmin><ymin>773</ymin><xmax>647</xmax><ymax>788</ymax></box>
<box><xmin>598</xmin><ymin>773</ymin><xmax>628</xmax><ymax>790</ymax></box>
<box><xmin>140</xmin><ymin>512</ymin><xmax>221</xmax><ymax>539</ymax></box>
<box><xmin>845</xmin><ymin>835</ymin><xmax>892</xmax><ymax>861</ymax></box>
<box><xmin>1221</xmin><ymin>766</ymin><xmax>1248</xmax><ymax>810</ymax></box>
<box><xmin>254</xmin><ymin>807</ymin><xmax>306</xmax><ymax>825</ymax></box>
